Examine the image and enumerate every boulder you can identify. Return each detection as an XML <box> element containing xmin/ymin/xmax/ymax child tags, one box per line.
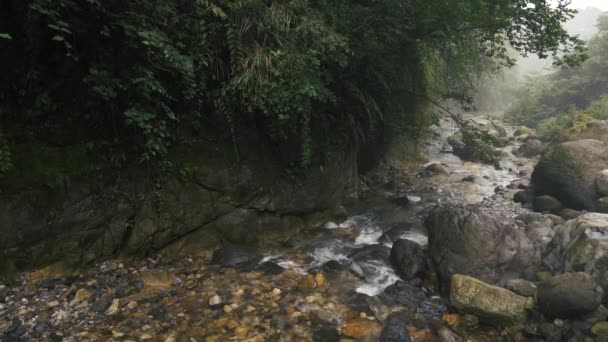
<box><xmin>378</xmin><ymin>281</ymin><xmax>426</xmax><ymax>312</ymax></box>
<box><xmin>516</xmin><ymin>139</ymin><xmax>546</xmax><ymax>158</ymax></box>
<box><xmin>514</xmin><ymin>127</ymin><xmax>536</xmax><ymax>137</ymax></box>
<box><xmin>210</xmin><ymin>244</ymin><xmax>261</xmax><ymax>269</ymax></box>
<box><xmin>537</xmin><ymin>272</ymin><xmax>603</xmax><ymax>318</ymax></box>
<box><xmin>379</xmin><ymin>312</ymin><xmax>411</xmax><ymax>342</ymax></box>
<box><xmin>450</xmin><ymin>274</ymin><xmax>532</xmax><ymax>326</ymax></box>
<box><xmin>513</xmin><ymin>190</ymin><xmax>534</xmax><ymax>205</ymax></box>
<box><xmin>426</xmin><ymin>205</ymin><xmax>538</xmax><ymax>292</ymax></box>
<box><xmin>532</xmin><ymin>139</ymin><xmax>608</xmax><ymax>211</ymax></box>
<box><xmin>390</xmin><ymin>239</ymin><xmax>427</xmax><ymax>281</ymax></box>
<box><xmin>533</xmin><ymin>195</ymin><xmax>563</xmax><ymax>214</ymax></box>
<box><xmin>543</xmin><ymin>213</ymin><xmax>608</xmax><ymax>301</ymax></box>
<box><xmin>597</xmin><ymin>170</ymin><xmax>608</xmax><ymax>197</ymax></box>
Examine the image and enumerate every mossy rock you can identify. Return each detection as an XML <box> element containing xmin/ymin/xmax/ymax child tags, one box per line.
<box><xmin>450</xmin><ymin>274</ymin><xmax>532</xmax><ymax>326</ymax></box>
<box><xmin>514</xmin><ymin>126</ymin><xmax>536</xmax><ymax>137</ymax></box>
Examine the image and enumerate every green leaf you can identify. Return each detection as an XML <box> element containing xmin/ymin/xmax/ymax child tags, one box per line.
<box><xmin>0</xmin><ymin>33</ymin><xmax>11</xmax><ymax>40</ymax></box>
<box><xmin>52</xmin><ymin>35</ymin><xmax>64</xmax><ymax>41</ymax></box>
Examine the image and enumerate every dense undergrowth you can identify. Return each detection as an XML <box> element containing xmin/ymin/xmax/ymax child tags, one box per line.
<box><xmin>0</xmin><ymin>0</ymin><xmax>584</xmax><ymax>191</ymax></box>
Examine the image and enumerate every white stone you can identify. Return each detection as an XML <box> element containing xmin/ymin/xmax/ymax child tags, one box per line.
<box><xmin>105</xmin><ymin>299</ymin><xmax>120</xmax><ymax>316</ymax></box>
<box><xmin>209</xmin><ymin>295</ymin><xmax>222</xmax><ymax>306</ymax></box>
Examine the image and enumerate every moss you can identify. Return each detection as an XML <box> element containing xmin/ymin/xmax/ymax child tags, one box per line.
<box><xmin>1</xmin><ymin>144</ymin><xmax>97</xmax><ymax>195</ymax></box>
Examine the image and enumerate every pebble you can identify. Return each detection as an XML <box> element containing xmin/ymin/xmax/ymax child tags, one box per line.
<box><xmin>164</xmin><ymin>338</ymin><xmax>177</xmax><ymax>342</ymax></box>
<box><xmin>47</xmin><ymin>300</ymin><xmax>60</xmax><ymax>308</ymax></box>
<box><xmin>234</xmin><ymin>326</ymin><xmax>249</xmax><ymax>338</ymax></box>
<box><xmin>223</xmin><ymin>305</ymin><xmax>233</xmax><ymax>313</ymax></box>
<box><xmin>209</xmin><ymin>295</ymin><xmax>222</xmax><ymax>306</ymax></box>
<box><xmin>105</xmin><ymin>299</ymin><xmax>120</xmax><ymax>316</ymax></box>
<box><xmin>127</xmin><ymin>301</ymin><xmax>138</xmax><ymax>309</ymax></box>
<box><xmin>70</xmin><ymin>288</ymin><xmax>92</xmax><ymax>306</ymax></box>
<box><xmin>272</xmin><ymin>288</ymin><xmax>282</xmax><ymax>296</ymax></box>
<box><xmin>141</xmin><ymin>333</ymin><xmax>153</xmax><ymax>340</ymax></box>
<box><xmin>306</xmin><ymin>296</ymin><xmax>316</xmax><ymax>303</ymax></box>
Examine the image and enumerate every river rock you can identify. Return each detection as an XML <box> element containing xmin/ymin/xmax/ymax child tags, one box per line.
<box><xmin>378</xmin><ymin>281</ymin><xmax>426</xmax><ymax>312</ymax></box>
<box><xmin>426</xmin><ymin>204</ymin><xmax>537</xmax><ymax>292</ymax></box>
<box><xmin>533</xmin><ymin>195</ymin><xmax>563</xmax><ymax>214</ymax></box>
<box><xmin>505</xmin><ymin>279</ymin><xmax>537</xmax><ymax>297</ymax></box>
<box><xmin>342</xmin><ymin>319</ymin><xmax>382</xmax><ymax>338</ymax></box>
<box><xmin>210</xmin><ymin>244</ymin><xmax>261</xmax><ymax>269</ymax></box>
<box><xmin>390</xmin><ymin>239</ymin><xmax>426</xmax><ymax>281</ymax></box>
<box><xmin>537</xmin><ymin>272</ymin><xmax>603</xmax><ymax>318</ymax></box>
<box><xmin>516</xmin><ymin>139</ymin><xmax>546</xmax><ymax>158</ymax></box>
<box><xmin>450</xmin><ymin>274</ymin><xmax>531</xmax><ymax>326</ymax></box>
<box><xmin>425</xmin><ymin>163</ymin><xmax>449</xmax><ymax>175</ymax></box>
<box><xmin>532</xmin><ymin>139</ymin><xmax>608</xmax><ymax>211</ymax></box>
<box><xmin>543</xmin><ymin>213</ymin><xmax>608</xmax><ymax>300</ymax></box>
<box><xmin>513</xmin><ymin>190</ymin><xmax>534</xmax><ymax>205</ymax></box>
<box><xmin>598</xmin><ymin>197</ymin><xmax>608</xmax><ymax>213</ymax></box>
<box><xmin>592</xmin><ymin>321</ymin><xmax>608</xmax><ymax>336</ymax></box>
<box><xmin>597</xmin><ymin>170</ymin><xmax>608</xmax><ymax>196</ymax></box>
<box><xmin>379</xmin><ymin>312</ymin><xmax>411</xmax><ymax>342</ymax></box>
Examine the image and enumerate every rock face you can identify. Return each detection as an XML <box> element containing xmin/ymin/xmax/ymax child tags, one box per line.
<box><xmin>450</xmin><ymin>274</ymin><xmax>531</xmax><ymax>326</ymax></box>
<box><xmin>537</xmin><ymin>272</ymin><xmax>603</xmax><ymax>318</ymax></box>
<box><xmin>543</xmin><ymin>213</ymin><xmax>608</xmax><ymax>301</ymax></box>
<box><xmin>426</xmin><ymin>204</ymin><xmax>537</xmax><ymax>291</ymax></box>
<box><xmin>390</xmin><ymin>239</ymin><xmax>426</xmax><ymax>281</ymax></box>
<box><xmin>532</xmin><ymin>139</ymin><xmax>608</xmax><ymax>211</ymax></box>
<box><xmin>0</xmin><ymin>140</ymin><xmax>358</xmax><ymax>279</ymax></box>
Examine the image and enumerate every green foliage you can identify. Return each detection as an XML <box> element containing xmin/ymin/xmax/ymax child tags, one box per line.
<box><xmin>536</xmin><ymin>96</ymin><xmax>608</xmax><ymax>142</ymax></box>
<box><xmin>507</xmin><ymin>16</ymin><xmax>608</xmax><ymax>128</ymax></box>
<box><xmin>0</xmin><ymin>0</ymin><xmax>586</xmax><ymax>182</ymax></box>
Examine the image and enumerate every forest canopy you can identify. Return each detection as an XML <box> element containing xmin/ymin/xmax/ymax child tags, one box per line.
<box><xmin>0</xmin><ymin>0</ymin><xmax>586</xmax><ymax>185</ymax></box>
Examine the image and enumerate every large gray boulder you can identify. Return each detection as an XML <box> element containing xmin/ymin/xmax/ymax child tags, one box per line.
<box><xmin>537</xmin><ymin>272</ymin><xmax>603</xmax><ymax>318</ymax></box>
<box><xmin>543</xmin><ymin>213</ymin><xmax>608</xmax><ymax>302</ymax></box>
<box><xmin>426</xmin><ymin>203</ymin><xmax>538</xmax><ymax>292</ymax></box>
<box><xmin>532</xmin><ymin>139</ymin><xmax>608</xmax><ymax>211</ymax></box>
<box><xmin>450</xmin><ymin>274</ymin><xmax>532</xmax><ymax>326</ymax></box>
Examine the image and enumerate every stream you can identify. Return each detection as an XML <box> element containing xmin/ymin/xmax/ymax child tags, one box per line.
<box><xmin>0</xmin><ymin>113</ymin><xmax>542</xmax><ymax>341</ymax></box>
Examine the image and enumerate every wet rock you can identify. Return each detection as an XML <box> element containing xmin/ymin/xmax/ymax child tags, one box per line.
<box><xmin>418</xmin><ymin>297</ymin><xmax>450</xmax><ymax>321</ymax></box>
<box><xmin>70</xmin><ymin>288</ymin><xmax>92</xmax><ymax>306</ymax></box>
<box><xmin>210</xmin><ymin>244</ymin><xmax>261</xmax><ymax>269</ymax></box>
<box><xmin>379</xmin><ymin>281</ymin><xmax>426</xmax><ymax>312</ymax></box>
<box><xmin>342</xmin><ymin>319</ymin><xmax>382</xmax><ymax>338</ymax></box>
<box><xmin>313</xmin><ymin>325</ymin><xmax>340</xmax><ymax>342</ymax></box>
<box><xmin>105</xmin><ymin>299</ymin><xmax>120</xmax><ymax>316</ymax></box>
<box><xmin>598</xmin><ymin>197</ymin><xmax>608</xmax><ymax>213</ymax></box>
<box><xmin>141</xmin><ymin>269</ymin><xmax>176</xmax><ymax>289</ymax></box>
<box><xmin>513</xmin><ymin>190</ymin><xmax>534</xmax><ymax>205</ymax></box>
<box><xmin>543</xmin><ymin>213</ymin><xmax>608</xmax><ymax>298</ymax></box>
<box><xmin>256</xmin><ymin>261</ymin><xmax>285</xmax><ymax>275</ymax></box>
<box><xmin>537</xmin><ymin>272</ymin><xmax>603</xmax><ymax>318</ymax></box>
<box><xmin>505</xmin><ymin>279</ymin><xmax>537</xmax><ymax>297</ymax></box>
<box><xmin>533</xmin><ymin>195</ymin><xmax>563</xmax><ymax>214</ymax></box>
<box><xmin>425</xmin><ymin>163</ymin><xmax>449</xmax><ymax>175</ymax></box>
<box><xmin>597</xmin><ymin>170</ymin><xmax>608</xmax><ymax>196</ymax></box>
<box><xmin>592</xmin><ymin>321</ymin><xmax>608</xmax><ymax>336</ymax></box>
<box><xmin>532</xmin><ymin>139</ymin><xmax>608</xmax><ymax>211</ymax></box>
<box><xmin>516</xmin><ymin>139</ymin><xmax>546</xmax><ymax>158</ymax></box>
<box><xmin>390</xmin><ymin>239</ymin><xmax>426</xmax><ymax>281</ymax></box>
<box><xmin>560</xmin><ymin>208</ymin><xmax>584</xmax><ymax>220</ymax></box>
<box><xmin>431</xmin><ymin>321</ymin><xmax>463</xmax><ymax>342</ymax></box>
<box><xmin>461</xmin><ymin>175</ymin><xmax>484</xmax><ymax>184</ymax></box>
<box><xmin>349</xmin><ymin>245</ymin><xmax>391</xmax><ymax>264</ymax></box>
<box><xmin>379</xmin><ymin>312</ymin><xmax>411</xmax><ymax>342</ymax></box>
<box><xmin>426</xmin><ymin>205</ymin><xmax>537</xmax><ymax>292</ymax></box>
<box><xmin>91</xmin><ymin>295</ymin><xmax>113</xmax><ymax>313</ymax></box>
<box><xmin>450</xmin><ymin>274</ymin><xmax>532</xmax><ymax>326</ymax></box>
